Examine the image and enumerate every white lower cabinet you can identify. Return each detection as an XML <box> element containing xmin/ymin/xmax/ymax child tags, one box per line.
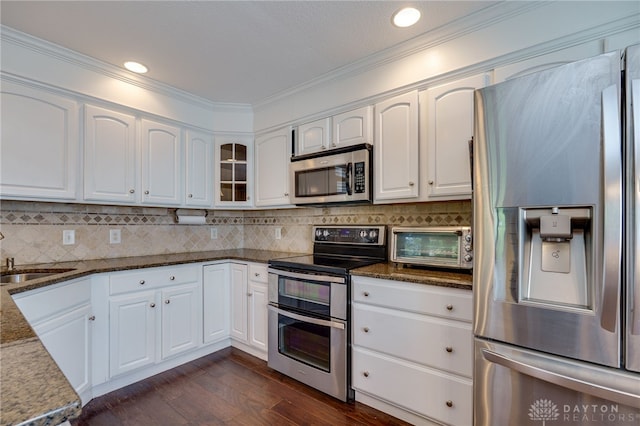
<box><xmin>230</xmin><ymin>262</ymin><xmax>269</xmax><ymax>359</ymax></box>
<box><xmin>203</xmin><ymin>263</ymin><xmax>231</xmax><ymax>344</ymax></box>
<box><xmin>108</xmin><ymin>264</ymin><xmax>202</xmax><ymax>378</ymax></box>
<box><xmin>351</xmin><ymin>276</ymin><xmax>473</xmax><ymax>426</ymax></box>
<box><xmin>13</xmin><ymin>278</ymin><xmax>94</xmax><ymax>404</ymax></box>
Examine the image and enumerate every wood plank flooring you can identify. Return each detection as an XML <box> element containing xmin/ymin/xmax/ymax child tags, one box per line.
<box><xmin>71</xmin><ymin>347</ymin><xmax>411</xmax><ymax>425</ymax></box>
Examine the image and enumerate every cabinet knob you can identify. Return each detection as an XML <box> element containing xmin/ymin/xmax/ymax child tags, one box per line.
<box><xmin>188</xmin><ymin>193</ymin><xmax>193</xmax><ymax>198</ymax></box>
<box><xmin>247</xmin><ymin>292</ymin><xmax>253</xmax><ymax>296</ymax></box>
<box><xmin>429</xmin><ymin>180</ymin><xmax>434</xmax><ymax>185</ymax></box>
<box><xmin>139</xmin><ymin>280</ymin><xmax>145</xmax><ymax>285</ymax></box>
<box><xmin>446</xmin><ymin>400</ymin><xmax>454</xmax><ymax>408</ymax></box>
<box><xmin>284</xmin><ymin>193</ymin><xmax>289</xmax><ymax>197</ymax></box>
<box><xmin>446</xmin><ymin>304</ymin><xmax>453</xmax><ymax>311</ymax></box>
<box><xmin>363</xmin><ymin>371</ymin><xmax>370</xmax><ymax>378</ymax></box>
<box><xmin>165</xmin><ymin>299</ymin><xmax>170</xmax><ymax>304</ymax></box>
<box><xmin>88</xmin><ymin>315</ymin><xmax>96</xmax><ymax>321</ymax></box>
<box><xmin>150</xmin><ymin>303</ymin><xmax>156</xmax><ymax>308</ymax></box>
<box><xmin>409</xmin><ymin>181</ymin><xmax>415</xmax><ymax>186</ymax></box>
<box><xmin>129</xmin><ymin>189</ymin><xmax>135</xmax><ymax>194</ymax></box>
<box><xmin>363</xmin><ymin>291</ymin><xmax>369</xmax><ymax>297</ymax></box>
<box><xmin>144</xmin><ymin>190</ymin><xmax>150</xmax><ymax>195</ymax></box>
<box><xmin>332</xmin><ymin>142</ymin><xmax>337</xmax><ymax>147</ymax></box>
<box><xmin>254</xmin><ymin>273</ymin><xmax>260</xmax><ymax>277</ymax></box>
<box><xmin>363</xmin><ymin>327</ymin><xmax>370</xmax><ymax>333</ymax></box>
<box><xmin>445</xmin><ymin>346</ymin><xmax>453</xmax><ymax>353</ymax></box>
<box><xmin>169</xmin><ymin>276</ymin><xmax>175</xmax><ymax>281</ymax></box>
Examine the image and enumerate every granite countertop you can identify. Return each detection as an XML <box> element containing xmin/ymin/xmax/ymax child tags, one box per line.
<box><xmin>0</xmin><ymin>249</ymin><xmax>298</xmax><ymax>426</ymax></box>
<box><xmin>1</xmin><ymin>249</ymin><xmax>471</xmax><ymax>425</ymax></box>
<box><xmin>352</xmin><ymin>262</ymin><xmax>473</xmax><ymax>290</ymax></box>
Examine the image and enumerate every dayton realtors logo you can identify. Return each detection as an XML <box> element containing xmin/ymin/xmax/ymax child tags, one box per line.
<box><xmin>529</xmin><ymin>399</ymin><xmax>560</xmax><ymax>425</ymax></box>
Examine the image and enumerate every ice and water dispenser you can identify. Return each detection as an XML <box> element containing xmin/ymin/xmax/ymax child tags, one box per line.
<box><xmin>519</xmin><ymin>206</ymin><xmax>593</xmax><ymax>309</ymax></box>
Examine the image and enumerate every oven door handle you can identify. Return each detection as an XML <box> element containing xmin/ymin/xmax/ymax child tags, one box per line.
<box><xmin>267</xmin><ymin>268</ymin><xmax>346</xmax><ymax>284</ymax></box>
<box><xmin>268</xmin><ymin>305</ymin><xmax>346</xmax><ymax>330</ymax></box>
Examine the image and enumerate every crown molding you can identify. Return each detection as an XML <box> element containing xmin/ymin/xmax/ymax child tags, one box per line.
<box><xmin>0</xmin><ymin>25</ymin><xmax>252</xmax><ymax>112</ymax></box>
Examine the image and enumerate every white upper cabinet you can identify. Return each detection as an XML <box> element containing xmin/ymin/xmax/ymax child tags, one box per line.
<box><xmin>141</xmin><ymin>119</ymin><xmax>183</xmax><ymax>206</ymax></box>
<box><xmin>296</xmin><ymin>117</ymin><xmax>331</xmax><ymax>156</ymax></box>
<box><xmin>424</xmin><ymin>73</ymin><xmax>489</xmax><ymax>200</ymax></box>
<box><xmin>373</xmin><ymin>91</ymin><xmax>419</xmax><ymax>202</ymax></box>
<box><xmin>255</xmin><ymin>127</ymin><xmax>292</xmax><ymax>207</ymax></box>
<box><xmin>184</xmin><ymin>129</ymin><xmax>214</xmax><ymax>207</ymax></box>
<box><xmin>332</xmin><ymin>106</ymin><xmax>373</xmax><ymax>148</ymax></box>
<box><xmin>84</xmin><ymin>104</ymin><xmax>138</xmax><ymax>204</ymax></box>
<box><xmin>214</xmin><ymin>135</ymin><xmax>253</xmax><ymax>208</ymax></box>
<box><xmin>1</xmin><ymin>80</ymin><xmax>79</xmax><ymax>201</ymax></box>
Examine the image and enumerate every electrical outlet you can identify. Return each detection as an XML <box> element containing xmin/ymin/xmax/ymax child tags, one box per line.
<box><xmin>275</xmin><ymin>227</ymin><xmax>282</xmax><ymax>240</ymax></box>
<box><xmin>210</xmin><ymin>227</ymin><xmax>218</xmax><ymax>240</ymax></box>
<box><xmin>63</xmin><ymin>230</ymin><xmax>75</xmax><ymax>245</ymax></box>
<box><xmin>110</xmin><ymin>229</ymin><xmax>121</xmax><ymax>244</ymax></box>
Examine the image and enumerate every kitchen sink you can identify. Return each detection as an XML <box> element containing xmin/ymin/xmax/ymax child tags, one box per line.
<box><xmin>0</xmin><ymin>269</ymin><xmax>76</xmax><ymax>284</ymax></box>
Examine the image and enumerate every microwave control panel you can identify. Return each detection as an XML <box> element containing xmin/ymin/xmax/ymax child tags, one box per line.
<box><xmin>354</xmin><ymin>162</ymin><xmax>366</xmax><ymax>193</ymax></box>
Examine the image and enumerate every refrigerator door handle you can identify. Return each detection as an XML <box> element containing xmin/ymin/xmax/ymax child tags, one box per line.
<box><xmin>481</xmin><ymin>348</ymin><xmax>640</xmax><ymax>408</ymax></box>
<box><xmin>600</xmin><ymin>84</ymin><xmax>622</xmax><ymax>332</ymax></box>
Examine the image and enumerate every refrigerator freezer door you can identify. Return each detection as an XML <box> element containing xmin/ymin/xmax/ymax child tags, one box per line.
<box><xmin>474</xmin><ymin>51</ymin><xmax>622</xmax><ymax>367</ymax></box>
<box><xmin>474</xmin><ymin>339</ymin><xmax>640</xmax><ymax>426</ymax></box>
<box><xmin>626</xmin><ymin>44</ymin><xmax>640</xmax><ymax>373</ymax></box>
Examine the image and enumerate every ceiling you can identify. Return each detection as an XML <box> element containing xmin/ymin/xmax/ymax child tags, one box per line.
<box><xmin>0</xmin><ymin>1</ymin><xmax>500</xmax><ymax>105</ymax></box>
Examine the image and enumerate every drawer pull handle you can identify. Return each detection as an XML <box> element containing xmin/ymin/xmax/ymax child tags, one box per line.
<box><xmin>363</xmin><ymin>291</ymin><xmax>370</xmax><ymax>297</ymax></box>
<box><xmin>445</xmin><ymin>346</ymin><xmax>453</xmax><ymax>353</ymax></box>
<box><xmin>446</xmin><ymin>304</ymin><xmax>453</xmax><ymax>311</ymax></box>
<box><xmin>165</xmin><ymin>299</ymin><xmax>170</xmax><ymax>304</ymax></box>
<box><xmin>150</xmin><ymin>303</ymin><xmax>156</xmax><ymax>308</ymax></box>
<box><xmin>169</xmin><ymin>276</ymin><xmax>175</xmax><ymax>281</ymax></box>
<box><xmin>363</xmin><ymin>327</ymin><xmax>370</xmax><ymax>333</ymax></box>
<box><xmin>446</xmin><ymin>400</ymin><xmax>453</xmax><ymax>408</ymax></box>
<box><xmin>363</xmin><ymin>371</ymin><xmax>370</xmax><ymax>378</ymax></box>
<box><xmin>88</xmin><ymin>315</ymin><xmax>96</xmax><ymax>321</ymax></box>
<box><xmin>139</xmin><ymin>280</ymin><xmax>145</xmax><ymax>285</ymax></box>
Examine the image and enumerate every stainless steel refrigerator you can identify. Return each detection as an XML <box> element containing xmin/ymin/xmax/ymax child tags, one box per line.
<box><xmin>473</xmin><ymin>45</ymin><xmax>640</xmax><ymax>425</ymax></box>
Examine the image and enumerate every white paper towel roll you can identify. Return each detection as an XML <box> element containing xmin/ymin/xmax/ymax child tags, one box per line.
<box><xmin>177</xmin><ymin>215</ymin><xmax>206</xmax><ymax>225</ymax></box>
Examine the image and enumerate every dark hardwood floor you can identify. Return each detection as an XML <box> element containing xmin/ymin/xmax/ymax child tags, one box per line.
<box><xmin>71</xmin><ymin>347</ymin><xmax>411</xmax><ymax>425</ymax></box>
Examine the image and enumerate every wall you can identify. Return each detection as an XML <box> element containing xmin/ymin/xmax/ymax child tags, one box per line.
<box><xmin>0</xmin><ymin>200</ymin><xmax>471</xmax><ymax>266</ymax></box>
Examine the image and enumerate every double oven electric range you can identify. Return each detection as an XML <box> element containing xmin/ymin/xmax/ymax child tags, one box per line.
<box><xmin>267</xmin><ymin>225</ymin><xmax>387</xmax><ymax>402</ymax></box>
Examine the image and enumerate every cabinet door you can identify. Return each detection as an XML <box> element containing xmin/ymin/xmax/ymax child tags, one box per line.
<box><xmin>374</xmin><ymin>91</ymin><xmax>419</xmax><ymax>202</ymax></box>
<box><xmin>215</xmin><ymin>136</ymin><xmax>253</xmax><ymax>207</ymax></box>
<box><xmin>203</xmin><ymin>264</ymin><xmax>231</xmax><ymax>344</ymax></box>
<box><xmin>84</xmin><ymin>104</ymin><xmax>137</xmax><ymax>203</ymax></box>
<box><xmin>109</xmin><ymin>291</ymin><xmax>157</xmax><ymax>377</ymax></box>
<box><xmin>229</xmin><ymin>263</ymin><xmax>248</xmax><ymax>342</ymax></box>
<box><xmin>0</xmin><ymin>80</ymin><xmax>79</xmax><ymax>200</ymax></box>
<box><xmin>185</xmin><ymin>129</ymin><xmax>213</xmax><ymax>207</ymax></box>
<box><xmin>248</xmin><ymin>281</ymin><xmax>268</xmax><ymax>353</ymax></box>
<box><xmin>141</xmin><ymin>119</ymin><xmax>182</xmax><ymax>205</ymax></box>
<box><xmin>332</xmin><ymin>106</ymin><xmax>372</xmax><ymax>148</ymax></box>
<box><xmin>255</xmin><ymin>128</ymin><xmax>291</xmax><ymax>207</ymax></box>
<box><xmin>161</xmin><ymin>282</ymin><xmax>202</xmax><ymax>359</ymax></box>
<box><xmin>296</xmin><ymin>117</ymin><xmax>331</xmax><ymax>155</ymax></box>
<box><xmin>425</xmin><ymin>74</ymin><xmax>488</xmax><ymax>199</ymax></box>
<box><xmin>33</xmin><ymin>304</ymin><xmax>92</xmax><ymax>398</ymax></box>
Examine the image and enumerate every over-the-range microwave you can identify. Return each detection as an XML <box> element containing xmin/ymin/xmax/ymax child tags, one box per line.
<box><xmin>390</xmin><ymin>226</ymin><xmax>473</xmax><ymax>270</ymax></box>
<box><xmin>290</xmin><ymin>143</ymin><xmax>372</xmax><ymax>205</ymax></box>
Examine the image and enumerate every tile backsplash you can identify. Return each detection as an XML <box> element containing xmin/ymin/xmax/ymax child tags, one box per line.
<box><xmin>0</xmin><ymin>200</ymin><xmax>471</xmax><ymax>266</ymax></box>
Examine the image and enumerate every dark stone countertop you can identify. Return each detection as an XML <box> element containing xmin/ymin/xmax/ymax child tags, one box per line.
<box><xmin>351</xmin><ymin>262</ymin><xmax>473</xmax><ymax>290</ymax></box>
<box><xmin>0</xmin><ymin>249</ymin><xmax>298</xmax><ymax>426</ymax></box>
<box><xmin>0</xmin><ymin>249</ymin><xmax>471</xmax><ymax>425</ymax></box>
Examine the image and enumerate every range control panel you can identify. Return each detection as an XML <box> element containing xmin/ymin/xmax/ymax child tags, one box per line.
<box><xmin>313</xmin><ymin>226</ymin><xmax>386</xmax><ymax>245</ymax></box>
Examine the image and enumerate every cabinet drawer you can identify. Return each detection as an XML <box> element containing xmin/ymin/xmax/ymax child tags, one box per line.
<box><xmin>353</xmin><ymin>347</ymin><xmax>472</xmax><ymax>426</ymax></box>
<box><xmin>110</xmin><ymin>265</ymin><xmax>199</xmax><ymax>295</ymax></box>
<box><xmin>353</xmin><ymin>303</ymin><xmax>472</xmax><ymax>377</ymax></box>
<box><xmin>248</xmin><ymin>263</ymin><xmax>268</xmax><ymax>284</ymax></box>
<box><xmin>352</xmin><ymin>276</ymin><xmax>472</xmax><ymax>322</ymax></box>
<box><xmin>13</xmin><ymin>278</ymin><xmax>91</xmax><ymax>324</ymax></box>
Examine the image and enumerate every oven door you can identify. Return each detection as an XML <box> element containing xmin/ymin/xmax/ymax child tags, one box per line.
<box><xmin>267</xmin><ymin>304</ymin><xmax>350</xmax><ymax>401</ymax></box>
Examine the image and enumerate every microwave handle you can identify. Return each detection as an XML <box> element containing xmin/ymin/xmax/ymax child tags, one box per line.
<box><xmin>346</xmin><ymin>163</ymin><xmax>353</xmax><ymax>195</ymax></box>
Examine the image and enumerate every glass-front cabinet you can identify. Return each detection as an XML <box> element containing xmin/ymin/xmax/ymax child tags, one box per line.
<box><xmin>214</xmin><ymin>136</ymin><xmax>253</xmax><ymax>207</ymax></box>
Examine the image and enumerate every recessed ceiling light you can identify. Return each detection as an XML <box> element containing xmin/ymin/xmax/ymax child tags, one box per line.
<box><xmin>124</xmin><ymin>61</ymin><xmax>148</xmax><ymax>74</ymax></box>
<box><xmin>392</xmin><ymin>7</ymin><xmax>421</xmax><ymax>28</ymax></box>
